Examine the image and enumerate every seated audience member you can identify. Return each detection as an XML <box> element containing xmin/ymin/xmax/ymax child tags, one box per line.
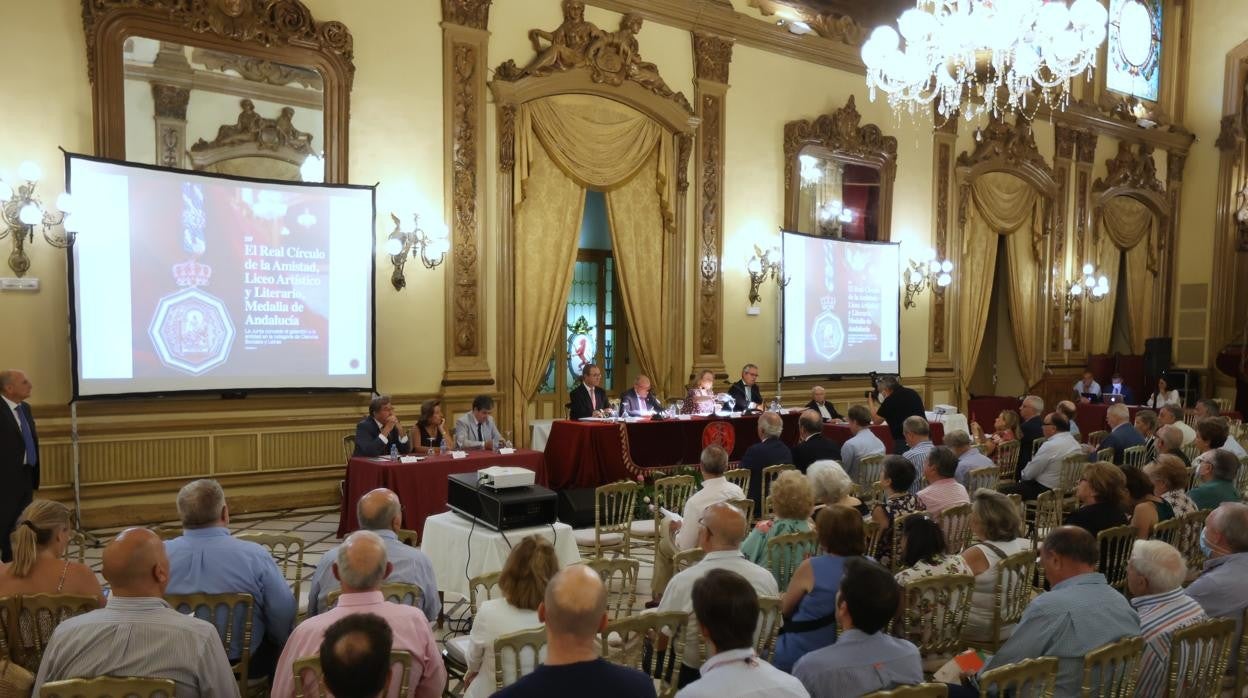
<box><xmin>650</xmin><ymin>445</ymin><xmax>744</xmax><ymax>604</ymax></box>
<box><xmin>741</xmin><ymin>470</ymin><xmax>813</xmax><ymax>565</ymax></box>
<box><xmin>1002</xmin><ymin>412</ymin><xmax>1080</xmax><ymax>501</ymax></box>
<box><xmin>1156</xmin><ymin>424</ymin><xmax>1190</xmax><ymax>467</ymax></box>
<box><xmin>319</xmin><ymin>613</ymin><xmax>393</xmax><ymax>698</ymax></box>
<box><xmin>894</xmin><ymin>514</ymin><xmax>972</xmax><ymax>585</ymax></box>
<box><xmin>944</xmin><ymin>429</ymin><xmax>994</xmax><ymax>488</ymax></box>
<box><xmin>805</xmin><ymin>385</ymin><xmax>842</xmax><ymax>422</ymax></box>
<box><xmin>869</xmin><ymin>376</ymin><xmax>926</xmax><ymax>453</ymax></box>
<box><xmin>463</xmin><ymin>537</ymin><xmax>556</xmax><ymax>698</ymax></box>
<box><xmin>454</xmin><ymin>395</ymin><xmax>502</xmax><ymax>450</ymax></box>
<box><xmin>1123</xmin><ymin>467</ymin><xmax>1167</xmax><ymax>541</ymax></box>
<box><xmin>900</xmin><ymin>416</ymin><xmax>935</xmax><ymax>492</ymax></box>
<box><xmin>33</xmin><ymin>528</ymin><xmax>236</xmax><ymax>698</ymax></box>
<box><xmin>1015</xmin><ymin>396</ymin><xmax>1045</xmax><ymax>474</ymax></box>
<box><xmin>1144</xmin><ymin>376</ymin><xmax>1181</xmax><ymax>410</ymax></box>
<box><xmin>969</xmin><ymin>409</ymin><xmax>1020</xmax><ymax>459</ymax></box>
<box><xmin>1194</xmin><ymin>398</ymin><xmax>1221</xmax><ymax>420</ymax></box>
<box><xmin>791</xmin><ymin>410</ymin><xmax>841</xmax><ymax>473</ymax></box>
<box><xmin>271</xmin><ymin>530</ymin><xmax>444</xmax><ymax>698</ymax></box>
<box><xmin>1127</xmin><ymin>457</ymin><xmax>1197</xmax><ymax>540</ymax></box>
<box><xmin>917</xmin><ymin>447</ymin><xmax>970</xmax><ymax>516</ymax></box>
<box><xmin>412</xmin><ymin>399</ymin><xmax>454</xmax><ymax>454</ymax></box>
<box><xmin>1103</xmin><ymin>372</ymin><xmax>1133</xmax><ymax>404</ymax></box>
<box><xmin>728</xmin><ymin>363</ymin><xmax>764</xmax><ymax>412</ymax></box>
<box><xmin>658</xmin><ymin>502</ymin><xmax>778</xmax><ymax>688</ymax></box>
<box><xmin>1189</xmin><ymin>449</ymin><xmax>1243</xmax><ymax>511</ymax></box>
<box><xmin>1158</xmin><ymin>404</ymin><xmax>1196</xmax><ymax>447</ymax></box>
<box><xmin>1073</xmin><ymin>370</ymin><xmax>1101</xmax><ymax>402</ymax></box>
<box><xmin>870</xmin><ymin>456</ymin><xmax>926</xmax><ymax>565</ymax></box>
<box><xmin>1135</xmin><ymin>409</ymin><xmax>1159</xmax><ymax>461</ymax></box>
<box><xmin>792</xmin><ymin>558</ymin><xmax>922</xmax><ymax>697</ymax></box>
<box><xmin>1085</xmin><ymin>403</ymin><xmax>1143</xmax><ymax>464</ymax></box>
<box><xmin>1127</xmin><ymin>540</ymin><xmax>1207</xmax><ymax>698</ymax></box>
<box><xmin>354</xmin><ymin>395</ymin><xmax>412</xmax><ymax>457</ymax></box>
<box><xmin>1195</xmin><ymin>416</ymin><xmax>1247</xmax><ymax>463</ymax></box>
<box><xmin>495</xmin><ymin>565</ymin><xmax>656</xmax><ymax>698</ymax></box>
<box><xmin>165</xmin><ymin>479</ymin><xmax>295</xmax><ymax>678</ymax></box>
<box><xmin>979</xmin><ymin>526</ymin><xmax>1140</xmax><ymax>697</ymax></box>
<box><xmin>1185</xmin><ymin>503</ymin><xmax>1248</xmax><ymax>634</ymax></box>
<box><xmin>569</xmin><ymin>363</ymin><xmax>609</xmax><ymax>420</ymax></box>
<box><xmin>307</xmin><ymin>488</ymin><xmax>439</xmax><ymax>620</ymax></box>
<box><xmin>1056</xmin><ymin>400</ymin><xmax>1080</xmax><ymax>439</ymax></box>
<box><xmin>960</xmin><ymin>490</ymin><xmax>1030</xmax><ymax>645</ymax></box>
<box><xmin>839</xmin><ymin>405</ymin><xmax>885</xmax><ymax>480</ymax></box>
<box><xmin>676</xmin><ymin>569</ymin><xmax>809</xmax><ymax>698</ymax></box>
<box><xmin>806</xmin><ymin>460</ymin><xmax>866</xmax><ymax>515</ymax></box>
<box><xmin>774</xmin><ymin>506</ymin><xmax>864</xmax><ymax>673</ymax></box>
<box><xmin>0</xmin><ymin>500</ymin><xmax>103</xmax><ymax>604</ymax></box>
<box><xmin>739</xmin><ymin>412</ymin><xmax>793</xmax><ymax>513</ymax></box>
<box><xmin>682</xmin><ymin>369</ymin><xmax>717</xmax><ymax>416</ymax></box>
<box><xmin>618</xmin><ymin>374</ymin><xmax>662</xmax><ymax>416</ymax></box>
<box><xmin>1064</xmin><ymin>463</ymin><xmax>1130</xmax><ymax>538</ymax></box>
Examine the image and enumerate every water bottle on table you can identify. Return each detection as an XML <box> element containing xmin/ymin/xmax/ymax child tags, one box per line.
<box><xmin>389</xmin><ymin>442</ymin><xmax>399</xmax><ymax>461</ymax></box>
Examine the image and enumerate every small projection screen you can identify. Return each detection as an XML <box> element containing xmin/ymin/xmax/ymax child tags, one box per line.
<box><xmin>66</xmin><ymin>153</ymin><xmax>376</xmax><ymax>398</ymax></box>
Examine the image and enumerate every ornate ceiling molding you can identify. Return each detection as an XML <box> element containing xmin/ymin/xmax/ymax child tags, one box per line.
<box><xmin>441</xmin><ymin>0</ymin><xmax>491</xmax><ymax>30</ymax></box>
<box><xmin>782</xmin><ymin>94</ymin><xmax>897</xmax><ymax>166</ymax></box>
<box><xmin>956</xmin><ymin>115</ymin><xmax>1057</xmax><ymax>196</ymax></box>
<box><xmin>1093</xmin><ymin>141</ymin><xmax>1164</xmax><ymax>194</ymax></box>
<box><xmin>692</xmin><ymin>31</ymin><xmax>734</xmax><ymax>84</ymax></box>
<box><xmin>151</xmin><ymin>82</ymin><xmax>190</xmax><ymax>120</ymax></box>
<box><xmin>746</xmin><ymin>0</ymin><xmax>867</xmax><ymax>45</ymax></box>
<box><xmin>192</xmin><ymin>47</ymin><xmax>324</xmax><ymax>89</ymax></box>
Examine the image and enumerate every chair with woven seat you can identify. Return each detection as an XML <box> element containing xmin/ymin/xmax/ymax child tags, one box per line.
<box><xmin>599</xmin><ymin>611</ymin><xmax>687</xmax><ymax>697</ymax></box>
<box><xmin>583</xmin><ymin>557</ymin><xmax>639</xmax><ymax>622</ymax></box>
<box><xmin>754</xmin><ymin>596</ymin><xmax>784</xmax><ymax>663</ymax></box>
<box><xmin>760</xmin><ymin>464</ymin><xmax>796</xmax><ymax>519</ymax></box>
<box><xmin>722</xmin><ymin>468</ymin><xmax>751</xmax><ymax>496</ymax></box>
<box><xmin>1087</xmin><ymin>430</ymin><xmax>1110</xmax><ymax>449</ymax></box>
<box><xmin>856</xmin><ymin>454</ymin><xmax>886</xmax><ymax>495</ymax></box>
<box><xmin>492</xmin><ymin>626</ymin><xmax>548</xmax><ymax>692</ymax></box>
<box><xmin>863</xmin><ymin>685</ymin><xmax>949</xmax><ymax>698</ymax></box>
<box><xmin>325</xmin><ymin>582</ymin><xmax>424</xmax><ymax>611</ymax></box>
<box><xmin>963</xmin><ymin>549</ymin><xmax>1036</xmax><ymax>653</ymax></box>
<box><xmin>1122</xmin><ymin>445</ymin><xmax>1147</xmax><ymax>469</ymax></box>
<box><xmin>573</xmin><ymin>481</ymin><xmax>639</xmax><ymax>559</ymax></box>
<box><xmin>892</xmin><ymin>574</ymin><xmax>974</xmax><ymax>673</ymax></box>
<box><xmin>977</xmin><ymin>656</ymin><xmax>1059</xmax><ymax>697</ymax></box>
<box><xmin>937</xmin><ymin>502</ymin><xmax>973</xmax><ymax>554</ymax></box>
<box><xmin>236</xmin><ymin>532</ymin><xmax>306</xmax><ymax>604</ymax></box>
<box><xmin>342</xmin><ymin>434</ymin><xmax>356</xmax><ymax>461</ymax></box>
<box><xmin>631</xmin><ymin>475</ymin><xmax>696</xmax><ymax>554</ymax></box>
<box><xmin>994</xmin><ymin>440</ymin><xmax>1021</xmax><ymax>485</ymax></box>
<box><xmin>0</xmin><ymin>594</ymin><xmax>100</xmax><ymax>674</ymax></box>
<box><xmin>165</xmin><ymin>592</ymin><xmax>254</xmax><ymax>697</ymax></box>
<box><xmin>39</xmin><ymin>677</ymin><xmax>177</xmax><ymax>698</ymax></box>
<box><xmin>672</xmin><ymin>547</ymin><xmax>706</xmax><ymax>575</ymax></box>
<box><xmin>1162</xmin><ymin>616</ymin><xmax>1236</xmax><ymax>698</ymax></box>
<box><xmin>1095</xmin><ymin>525</ymin><xmax>1136</xmax><ymax>592</ymax></box>
<box><xmin>1079</xmin><ymin>635</ymin><xmax>1143</xmax><ymax>697</ymax></box>
<box><xmin>965</xmin><ymin>466</ymin><xmax>999</xmax><ymax>495</ymax></box>
<box><xmin>288</xmin><ymin>650</ymin><xmax>413</xmax><ymax>698</ymax></box>
<box><xmin>764</xmin><ymin>530</ymin><xmax>816</xmax><ymax>591</ymax></box>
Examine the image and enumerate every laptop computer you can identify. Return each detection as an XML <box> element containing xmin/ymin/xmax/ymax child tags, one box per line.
<box><xmin>1103</xmin><ymin>393</ymin><xmax>1125</xmax><ymax>405</ymax></box>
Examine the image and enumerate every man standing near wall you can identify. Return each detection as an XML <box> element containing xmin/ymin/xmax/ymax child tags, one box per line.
<box><xmin>0</xmin><ymin>369</ymin><xmax>39</xmax><ymax>563</ymax></box>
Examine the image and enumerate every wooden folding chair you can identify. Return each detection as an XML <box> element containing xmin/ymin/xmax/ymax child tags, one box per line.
<box><xmin>1079</xmin><ymin>635</ymin><xmax>1143</xmax><ymax>697</ymax></box>
<box><xmin>763</xmin><ymin>530</ymin><xmax>816</xmax><ymax>591</ymax></box>
<box><xmin>0</xmin><ymin>594</ymin><xmax>100</xmax><ymax>673</ymax></box>
<box><xmin>236</xmin><ymin>532</ymin><xmax>306</xmax><ymax>604</ymax></box>
<box><xmin>760</xmin><ymin>464</ymin><xmax>796</xmax><ymax>519</ymax></box>
<box><xmin>573</xmin><ymin>481</ymin><xmax>639</xmax><ymax>559</ymax></box>
<box><xmin>165</xmin><ymin>592</ymin><xmax>254</xmax><ymax>698</ymax></box>
<box><xmin>977</xmin><ymin>656</ymin><xmax>1058</xmax><ymax>697</ymax></box>
<box><xmin>963</xmin><ymin>550</ymin><xmax>1036</xmax><ymax>653</ymax></box>
<box><xmin>1162</xmin><ymin>617</ymin><xmax>1236</xmax><ymax>698</ymax></box>
<box><xmin>937</xmin><ymin>502</ymin><xmax>973</xmax><ymax>554</ymax></box>
<box><xmin>1095</xmin><ymin>525</ymin><xmax>1136</xmax><ymax>592</ymax></box>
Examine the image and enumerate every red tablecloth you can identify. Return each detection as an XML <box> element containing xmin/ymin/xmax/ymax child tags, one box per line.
<box><xmin>336</xmin><ymin>450</ymin><xmax>547</xmax><ymax>539</ymax></box>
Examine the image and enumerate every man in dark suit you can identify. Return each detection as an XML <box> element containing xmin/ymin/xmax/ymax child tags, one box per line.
<box><xmin>791</xmin><ymin>409</ymin><xmax>841</xmax><ymax>473</ymax></box>
<box><xmin>804</xmin><ymin>385</ymin><xmax>843</xmax><ymax>422</ymax></box>
<box><xmin>569</xmin><ymin>363</ymin><xmax>609</xmax><ymax>419</ymax></box>
<box><xmin>1102</xmin><ymin>373</ymin><xmax>1134</xmax><ymax>405</ymax></box>
<box><xmin>1086</xmin><ymin>403</ymin><xmax>1145</xmax><ymax>464</ymax></box>
<box><xmin>1</xmin><ymin>369</ymin><xmax>39</xmax><ymax>563</ymax></box>
<box><xmin>1016</xmin><ymin>394</ymin><xmax>1045</xmax><ymax>477</ymax></box>
<box><xmin>739</xmin><ymin>412</ymin><xmax>792</xmax><ymax>513</ymax></box>
<box><xmin>618</xmin><ymin>374</ymin><xmax>662</xmax><ymax>417</ymax></box>
<box><xmin>727</xmin><ymin>363</ymin><xmax>763</xmax><ymax>412</ymax></box>
<box><xmin>352</xmin><ymin>395</ymin><xmax>412</xmax><ymax>458</ymax></box>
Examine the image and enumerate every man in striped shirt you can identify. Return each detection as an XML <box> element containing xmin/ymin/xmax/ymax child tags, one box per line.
<box><xmin>900</xmin><ymin>416</ymin><xmax>934</xmax><ymax>494</ymax></box>
<box><xmin>916</xmin><ymin>446</ymin><xmax>969</xmax><ymax>516</ymax></box>
<box><xmin>1127</xmin><ymin>540</ymin><xmax>1207</xmax><ymax>698</ymax></box>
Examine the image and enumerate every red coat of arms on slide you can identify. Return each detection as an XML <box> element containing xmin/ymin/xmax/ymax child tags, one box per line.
<box><xmin>701</xmin><ymin>421</ymin><xmax>735</xmax><ymax>455</ymax></box>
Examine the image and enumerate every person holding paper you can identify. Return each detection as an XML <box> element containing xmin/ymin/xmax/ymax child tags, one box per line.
<box><xmin>569</xmin><ymin>363</ymin><xmax>609</xmax><ymax>420</ymax></box>
<box><xmin>353</xmin><ymin>395</ymin><xmax>412</xmax><ymax>458</ymax></box>
<box><xmin>454</xmin><ymin>395</ymin><xmax>502</xmax><ymax>450</ymax></box>
<box><xmin>618</xmin><ymin>374</ymin><xmax>662</xmax><ymax>417</ymax></box>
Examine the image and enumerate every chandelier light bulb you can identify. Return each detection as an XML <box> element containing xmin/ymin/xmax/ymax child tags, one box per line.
<box><xmin>937</xmin><ymin>272</ymin><xmax>952</xmax><ymax>287</ymax></box>
<box><xmin>908</xmin><ymin>269</ymin><xmax>923</xmax><ymax>285</ymax></box>
<box><xmin>17</xmin><ymin>161</ymin><xmax>41</xmax><ymax>182</ymax></box>
<box><xmin>18</xmin><ymin>202</ymin><xmax>43</xmax><ymax>225</ymax></box>
<box><xmin>928</xmin><ymin>260</ymin><xmax>940</xmax><ymax>274</ymax></box>
<box><xmin>1082</xmin><ymin>263</ymin><xmax>1094</xmax><ymax>275</ymax></box>
<box><xmin>1097</xmin><ymin>275</ymin><xmax>1109</xmax><ymax>288</ymax></box>
<box><xmin>383</xmin><ymin>237</ymin><xmax>404</xmax><ymax>256</ymax></box>
<box><xmin>747</xmin><ymin>256</ymin><xmax>762</xmax><ymax>275</ymax></box>
<box><xmin>941</xmin><ymin>260</ymin><xmax>954</xmax><ymax>273</ymax></box>
<box><xmin>56</xmin><ymin>192</ymin><xmax>74</xmax><ymax>214</ymax></box>
<box><xmin>1070</xmin><ymin>283</ymin><xmax>1083</xmax><ymax>296</ymax></box>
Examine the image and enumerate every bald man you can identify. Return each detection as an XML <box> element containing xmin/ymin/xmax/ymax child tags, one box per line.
<box><xmin>0</xmin><ymin>369</ymin><xmax>39</xmax><ymax>562</ymax></box>
<box><xmin>272</xmin><ymin>531</ymin><xmax>445</xmax><ymax>698</ymax></box>
<box><xmin>657</xmin><ymin>502</ymin><xmax>779</xmax><ymax>689</ymax></box>
<box><xmin>494</xmin><ymin>565</ymin><xmax>655</xmax><ymax>697</ymax></box>
<box><xmin>34</xmin><ymin>528</ymin><xmax>237</xmax><ymax>698</ymax></box>
<box><xmin>307</xmin><ymin>488</ymin><xmax>439</xmax><ymax>619</ymax></box>
<box><xmin>739</xmin><ymin>411</ymin><xmax>793</xmax><ymax>512</ymax></box>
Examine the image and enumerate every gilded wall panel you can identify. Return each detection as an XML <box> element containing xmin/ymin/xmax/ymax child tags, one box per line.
<box><xmin>214</xmin><ymin>433</ymin><xmax>260</xmax><ymax>474</ymax></box>
<box><xmin>79</xmin><ymin>437</ymin><xmax>211</xmax><ymax>483</ymax></box>
<box><xmin>260</xmin><ymin>429</ymin><xmax>346</xmax><ymax>470</ymax></box>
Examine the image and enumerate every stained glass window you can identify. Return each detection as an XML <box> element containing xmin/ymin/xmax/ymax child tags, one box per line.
<box><xmin>1107</xmin><ymin>0</ymin><xmax>1162</xmax><ymax>102</ymax></box>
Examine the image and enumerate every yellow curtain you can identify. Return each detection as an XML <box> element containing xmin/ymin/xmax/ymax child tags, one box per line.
<box><xmin>605</xmin><ymin>149</ymin><xmax>670</xmax><ymax>397</ymax></box>
<box><xmin>1093</xmin><ymin>196</ymin><xmax>1158</xmax><ymax>353</ymax></box>
<box><xmin>957</xmin><ymin>172</ymin><xmax>1042</xmax><ymax>393</ymax></box>
<box><xmin>1086</xmin><ymin>238</ymin><xmax>1122</xmax><ymax>355</ymax></box>
<box><xmin>1005</xmin><ymin>227</ymin><xmax>1043</xmax><ymax>388</ymax></box>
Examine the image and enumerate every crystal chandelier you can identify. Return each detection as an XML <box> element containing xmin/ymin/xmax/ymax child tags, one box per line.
<box><xmin>862</xmin><ymin>0</ymin><xmax>1109</xmax><ymax>120</ymax></box>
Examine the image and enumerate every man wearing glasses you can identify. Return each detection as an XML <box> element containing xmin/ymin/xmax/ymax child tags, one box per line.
<box><xmin>728</xmin><ymin>363</ymin><xmax>764</xmax><ymax>412</ymax></box>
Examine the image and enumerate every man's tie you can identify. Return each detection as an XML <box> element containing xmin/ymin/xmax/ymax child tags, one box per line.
<box><xmin>477</xmin><ymin>422</ymin><xmax>483</xmax><ymax>442</ymax></box>
<box><xmin>589</xmin><ymin>386</ymin><xmax>596</xmax><ymax>411</ymax></box>
<box><xmin>16</xmin><ymin>406</ymin><xmax>36</xmax><ymax>466</ymax></box>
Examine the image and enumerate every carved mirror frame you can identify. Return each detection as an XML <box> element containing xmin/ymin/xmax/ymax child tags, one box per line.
<box><xmin>81</xmin><ymin>0</ymin><xmax>354</xmax><ymax>183</ymax></box>
<box><xmin>783</xmin><ymin>96</ymin><xmax>898</xmax><ymax>239</ymax></box>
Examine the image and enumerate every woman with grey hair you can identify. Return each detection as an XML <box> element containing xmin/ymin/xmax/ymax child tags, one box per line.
<box><xmin>959</xmin><ymin>489</ymin><xmax>1030</xmax><ymax>644</ymax></box>
<box><xmin>806</xmin><ymin>460</ymin><xmax>866</xmax><ymax>515</ymax></box>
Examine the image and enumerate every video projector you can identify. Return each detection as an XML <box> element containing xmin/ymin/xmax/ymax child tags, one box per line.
<box><xmin>477</xmin><ymin>466</ymin><xmax>536</xmax><ymax>489</ymax></box>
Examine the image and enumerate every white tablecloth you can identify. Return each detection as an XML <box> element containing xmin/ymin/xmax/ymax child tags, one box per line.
<box><xmin>931</xmin><ymin>412</ymin><xmax>969</xmax><ymax>437</ymax></box>
<box><xmin>530</xmin><ymin>419</ymin><xmax>555</xmax><ymax>452</ymax></box>
<box><xmin>421</xmin><ymin>511</ymin><xmax>581</xmax><ymax>598</ymax></box>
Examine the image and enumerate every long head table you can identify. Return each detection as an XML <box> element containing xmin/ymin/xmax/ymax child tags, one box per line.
<box><xmin>336</xmin><ymin>449</ymin><xmax>547</xmax><ymax>539</ymax></box>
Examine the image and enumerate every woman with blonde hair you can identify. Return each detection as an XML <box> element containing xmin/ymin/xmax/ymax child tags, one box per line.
<box><xmin>971</xmin><ymin>409</ymin><xmax>1021</xmax><ymax>457</ymax></box>
<box><xmin>960</xmin><ymin>490</ymin><xmax>1031</xmax><ymax>644</ymax></box>
<box><xmin>741</xmin><ymin>470</ymin><xmax>814</xmax><ymax>565</ymax></box>
<box><xmin>0</xmin><ymin>500</ymin><xmax>103</xmax><ymax>604</ymax></box>
<box><xmin>462</xmin><ymin>535</ymin><xmax>559</xmax><ymax>697</ymax></box>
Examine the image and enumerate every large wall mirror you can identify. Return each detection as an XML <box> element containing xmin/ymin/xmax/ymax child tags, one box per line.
<box><xmin>83</xmin><ymin>0</ymin><xmax>353</xmax><ymax>183</ymax></box>
<box><xmin>784</xmin><ymin>96</ymin><xmax>897</xmax><ymax>240</ymax></box>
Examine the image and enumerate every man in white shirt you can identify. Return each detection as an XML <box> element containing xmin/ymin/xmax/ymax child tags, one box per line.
<box><xmin>1158</xmin><ymin>405</ymin><xmax>1196</xmax><ymax>447</ymax></box>
<box><xmin>657</xmin><ymin>502</ymin><xmax>779</xmax><ymax>690</ymax></box>
<box><xmin>676</xmin><ymin>569</ymin><xmax>807</xmax><ymax>698</ymax></box>
<box><xmin>1073</xmin><ymin>371</ymin><xmax>1101</xmax><ymax>403</ymax></box>
<box><xmin>1002</xmin><ymin>413</ymin><xmax>1081</xmax><ymax>500</ymax></box>
<box><xmin>839</xmin><ymin>405</ymin><xmax>885</xmax><ymax>481</ymax></box>
<box><xmin>650</xmin><ymin>445</ymin><xmax>744</xmax><ymax>604</ymax></box>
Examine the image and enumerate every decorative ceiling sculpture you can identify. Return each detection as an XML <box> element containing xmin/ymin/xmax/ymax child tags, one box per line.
<box><xmin>746</xmin><ymin>0</ymin><xmax>870</xmax><ymax>44</ymax></box>
<box><xmin>1093</xmin><ymin>140</ymin><xmax>1163</xmax><ymax>193</ymax></box>
<box><xmin>783</xmin><ymin>95</ymin><xmax>898</xmax><ymax>164</ymax></box>
<box><xmin>957</xmin><ymin>114</ymin><xmax>1054</xmax><ymax>177</ymax></box>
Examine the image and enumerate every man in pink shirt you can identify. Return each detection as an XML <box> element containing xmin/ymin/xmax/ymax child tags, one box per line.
<box><xmin>916</xmin><ymin>446</ymin><xmax>970</xmax><ymax>516</ymax></box>
<box><xmin>270</xmin><ymin>531</ymin><xmax>445</xmax><ymax>698</ymax></box>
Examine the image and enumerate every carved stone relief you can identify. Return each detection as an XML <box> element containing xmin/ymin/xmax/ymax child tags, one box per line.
<box><xmin>450</xmin><ymin>42</ymin><xmax>481</xmax><ymax>358</ymax></box>
<box><xmin>692</xmin><ymin>32</ymin><xmax>734</xmax><ymax>84</ymax></box>
<box><xmin>698</xmin><ymin>92</ymin><xmax>724</xmax><ymax>359</ymax></box>
<box><xmin>933</xmin><ymin>142</ymin><xmax>950</xmax><ymax>355</ymax></box>
<box><xmin>151</xmin><ymin>82</ymin><xmax>190</xmax><ymax>120</ymax></box>
<box><xmin>191</xmin><ymin>98</ymin><xmax>314</xmax><ymax>154</ymax></box>
<box><xmin>1094</xmin><ymin>141</ymin><xmax>1164</xmax><ymax>194</ymax></box>
<box><xmin>441</xmin><ymin>0</ymin><xmax>492</xmax><ymax>30</ymax></box>
<box><xmin>193</xmin><ymin>47</ymin><xmax>324</xmax><ymax>89</ymax></box>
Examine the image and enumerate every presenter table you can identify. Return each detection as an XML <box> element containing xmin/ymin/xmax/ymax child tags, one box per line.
<box><xmin>421</xmin><ymin>512</ymin><xmax>581</xmax><ymax>599</ymax></box>
<box><xmin>336</xmin><ymin>450</ymin><xmax>547</xmax><ymax>539</ymax></box>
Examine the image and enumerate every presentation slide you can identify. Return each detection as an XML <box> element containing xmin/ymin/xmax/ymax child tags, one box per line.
<box><xmin>66</xmin><ymin>154</ymin><xmax>375</xmax><ymax>398</ymax></box>
<box><xmin>781</xmin><ymin>230</ymin><xmax>900</xmax><ymax>377</ymax></box>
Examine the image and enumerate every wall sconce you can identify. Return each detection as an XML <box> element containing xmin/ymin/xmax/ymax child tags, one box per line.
<box><xmin>383</xmin><ymin>212</ymin><xmax>449</xmax><ymax>290</ymax></box>
<box><xmin>1062</xmin><ymin>262</ymin><xmax>1110</xmax><ymax>318</ymax></box>
<box><xmin>746</xmin><ymin>244</ymin><xmax>787</xmax><ymax>306</ymax></box>
<box><xmin>0</xmin><ymin>161</ymin><xmax>77</xmax><ymax>277</ymax></box>
<box><xmin>902</xmin><ymin>248</ymin><xmax>952</xmax><ymax>309</ymax></box>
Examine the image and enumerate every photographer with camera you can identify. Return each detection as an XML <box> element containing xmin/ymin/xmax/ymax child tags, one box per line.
<box><xmin>867</xmin><ymin>375</ymin><xmax>926</xmax><ymax>454</ymax></box>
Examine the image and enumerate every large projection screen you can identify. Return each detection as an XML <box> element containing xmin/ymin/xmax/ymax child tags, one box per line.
<box><xmin>781</xmin><ymin>230</ymin><xmax>901</xmax><ymax>378</ymax></box>
<box><xmin>66</xmin><ymin>153</ymin><xmax>376</xmax><ymax>398</ymax></box>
